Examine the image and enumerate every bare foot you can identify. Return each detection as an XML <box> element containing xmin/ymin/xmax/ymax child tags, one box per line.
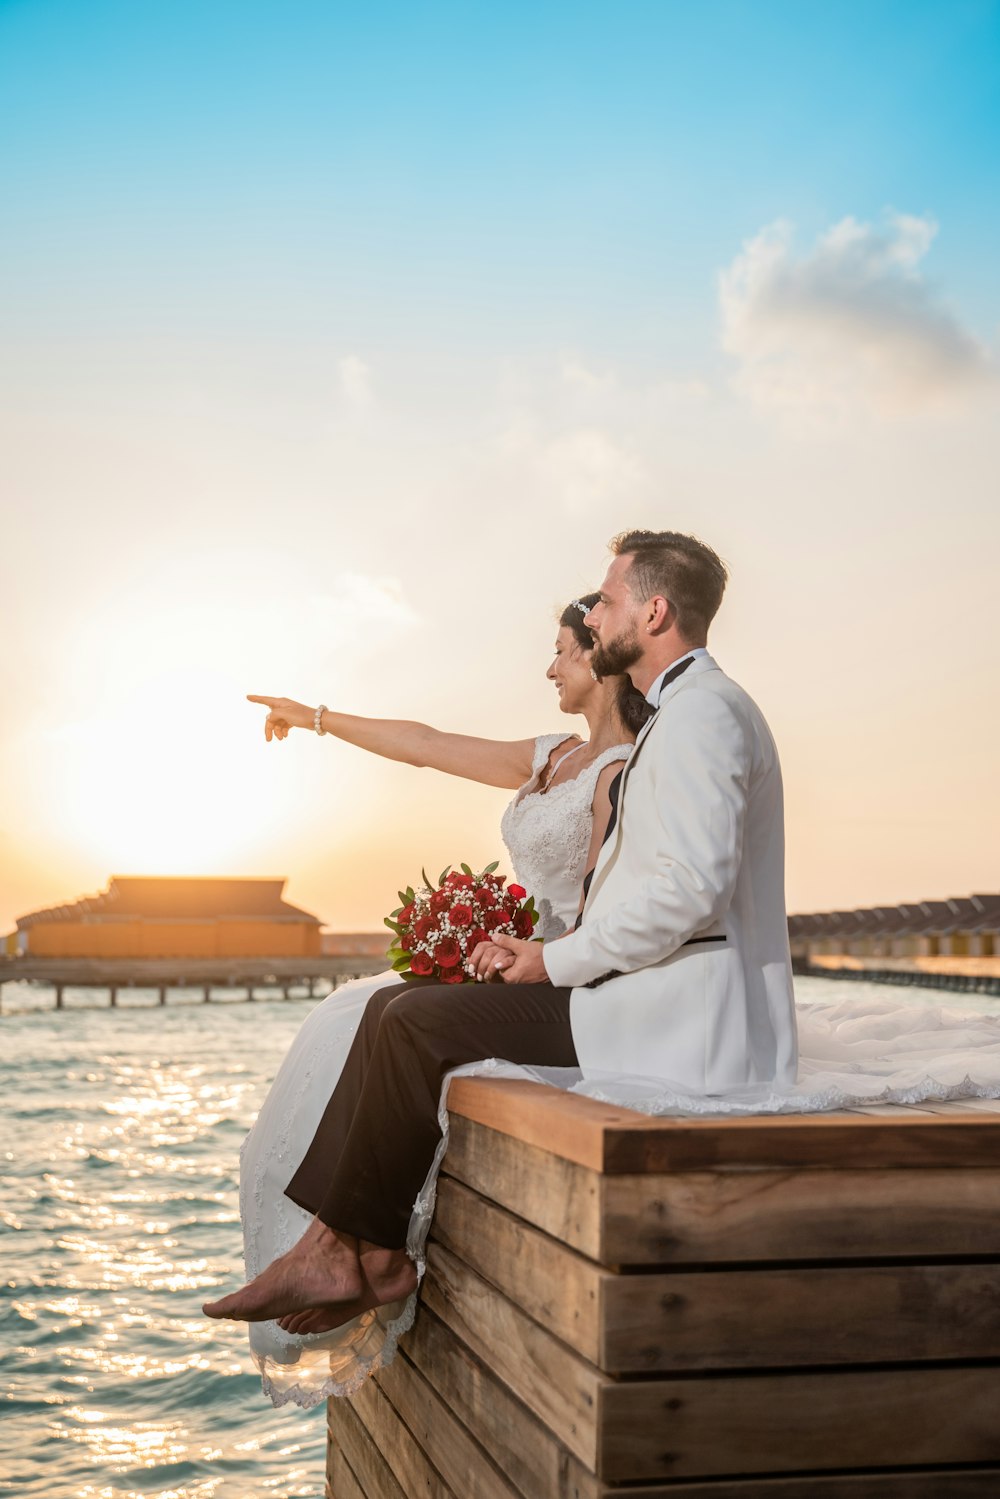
<box><xmin>276</xmin><ymin>1243</ymin><xmax>418</xmax><ymax>1337</ymax></box>
<box><xmin>202</xmin><ymin>1219</ymin><xmax>364</xmax><ymax>1322</ymax></box>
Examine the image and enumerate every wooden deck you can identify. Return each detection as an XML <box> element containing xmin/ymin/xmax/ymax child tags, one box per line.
<box><xmin>327</xmin><ymin>1080</ymin><xmax>1000</xmax><ymax>1498</ymax></box>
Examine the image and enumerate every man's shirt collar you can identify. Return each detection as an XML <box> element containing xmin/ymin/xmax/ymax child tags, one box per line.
<box><xmin>645</xmin><ymin>647</ymin><xmax>711</xmax><ymax>707</ymax></box>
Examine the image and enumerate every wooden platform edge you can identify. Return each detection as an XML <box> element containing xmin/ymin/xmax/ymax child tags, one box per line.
<box><xmin>445</xmin><ymin>1076</ymin><xmax>1000</xmax><ymax>1173</ymax></box>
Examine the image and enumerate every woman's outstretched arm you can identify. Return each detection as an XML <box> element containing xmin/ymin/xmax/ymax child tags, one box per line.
<box><xmin>246</xmin><ymin>695</ymin><xmax>538</xmax><ymax>790</ymax></box>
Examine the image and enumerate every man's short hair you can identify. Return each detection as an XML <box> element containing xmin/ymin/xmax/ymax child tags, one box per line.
<box><xmin>610</xmin><ymin>530</ymin><xmax>728</xmax><ymax>640</ymax></box>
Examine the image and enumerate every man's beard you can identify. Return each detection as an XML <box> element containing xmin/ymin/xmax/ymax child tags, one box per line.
<box><xmin>591</xmin><ymin>620</ymin><xmax>642</xmax><ymax>679</ymax></box>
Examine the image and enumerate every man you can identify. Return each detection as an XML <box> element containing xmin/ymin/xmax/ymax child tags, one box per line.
<box><xmin>203</xmin><ymin>529</ymin><xmax>797</xmax><ymax>1329</ymax></box>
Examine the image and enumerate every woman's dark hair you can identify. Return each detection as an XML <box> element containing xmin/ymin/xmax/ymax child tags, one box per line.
<box><xmin>559</xmin><ymin>593</ymin><xmax>653</xmax><ymax>738</ymax></box>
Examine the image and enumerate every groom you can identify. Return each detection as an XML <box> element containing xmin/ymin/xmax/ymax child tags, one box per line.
<box><xmin>204</xmin><ymin>528</ymin><xmax>797</xmax><ymax>1328</ymax></box>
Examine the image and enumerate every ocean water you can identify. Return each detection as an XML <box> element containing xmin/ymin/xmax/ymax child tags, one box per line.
<box><xmin>1</xmin><ymin>986</ymin><xmax>329</xmax><ymax>1499</ymax></box>
<box><xmin>3</xmin><ymin>974</ymin><xmax>999</xmax><ymax>1499</ymax></box>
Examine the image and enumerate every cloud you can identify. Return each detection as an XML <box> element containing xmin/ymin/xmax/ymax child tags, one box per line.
<box><xmin>719</xmin><ymin>213</ymin><xmax>995</xmax><ymax>417</ymax></box>
<box><xmin>337</xmin><ymin>355</ymin><xmax>374</xmax><ymax>414</ymax></box>
<box><xmin>307</xmin><ymin>572</ymin><xmax>419</xmax><ymax>651</ymax></box>
<box><xmin>500</xmin><ymin>418</ymin><xmax>644</xmax><ymax>512</ymax></box>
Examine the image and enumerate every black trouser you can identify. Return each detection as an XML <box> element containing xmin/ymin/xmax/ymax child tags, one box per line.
<box><xmin>284</xmin><ymin>977</ymin><xmax>577</xmax><ymax>1248</ymax></box>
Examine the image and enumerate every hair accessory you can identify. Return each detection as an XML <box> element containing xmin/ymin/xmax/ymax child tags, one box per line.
<box><xmin>314</xmin><ymin>704</ymin><xmax>328</xmax><ymax>735</ymax></box>
<box><xmin>572</xmin><ymin>600</ymin><xmax>589</xmax><ymax>615</ymax></box>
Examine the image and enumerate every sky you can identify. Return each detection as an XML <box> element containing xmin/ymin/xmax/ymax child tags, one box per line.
<box><xmin>1</xmin><ymin>0</ymin><xmax>999</xmax><ymax>935</ymax></box>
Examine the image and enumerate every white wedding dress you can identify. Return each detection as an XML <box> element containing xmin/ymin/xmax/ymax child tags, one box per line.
<box><xmin>240</xmin><ymin>733</ymin><xmax>1000</xmax><ymax>1410</ymax></box>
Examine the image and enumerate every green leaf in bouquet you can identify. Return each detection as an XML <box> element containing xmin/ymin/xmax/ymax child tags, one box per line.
<box><xmin>397</xmin><ymin>891</ymin><xmax>409</xmax><ymax>908</ymax></box>
<box><xmin>437</xmin><ymin>865</ymin><xmax>451</xmax><ymax>888</ymax></box>
<box><xmin>391</xmin><ymin>953</ymin><xmax>412</xmax><ymax>972</ymax></box>
<box><xmin>421</xmin><ymin>867</ymin><xmax>433</xmax><ymax>892</ymax></box>
<box><xmin>483</xmin><ymin>860</ymin><xmax>499</xmax><ymax>874</ymax></box>
<box><xmin>460</xmin><ymin>862</ymin><xmax>473</xmax><ymax>876</ymax></box>
<box><xmin>406</xmin><ymin>885</ymin><xmax>415</xmax><ymax>901</ymax></box>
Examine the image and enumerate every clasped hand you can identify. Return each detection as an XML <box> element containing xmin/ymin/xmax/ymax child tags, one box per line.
<box><xmin>466</xmin><ymin>935</ymin><xmax>549</xmax><ymax>985</ymax></box>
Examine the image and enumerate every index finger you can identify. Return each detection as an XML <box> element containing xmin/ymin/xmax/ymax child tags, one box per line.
<box><xmin>247</xmin><ymin>695</ymin><xmax>277</xmax><ymax>707</ymax></box>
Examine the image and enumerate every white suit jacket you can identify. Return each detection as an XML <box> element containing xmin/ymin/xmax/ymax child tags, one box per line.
<box><xmin>543</xmin><ymin>653</ymin><xmax>798</xmax><ymax>1094</ymax></box>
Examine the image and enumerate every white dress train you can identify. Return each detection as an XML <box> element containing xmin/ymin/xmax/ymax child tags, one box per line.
<box><xmin>240</xmin><ymin>734</ymin><xmax>1000</xmax><ymax>1409</ymax></box>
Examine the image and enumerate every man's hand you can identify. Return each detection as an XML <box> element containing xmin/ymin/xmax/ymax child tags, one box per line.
<box><xmin>492</xmin><ymin>934</ymin><xmax>550</xmax><ymax>985</ymax></box>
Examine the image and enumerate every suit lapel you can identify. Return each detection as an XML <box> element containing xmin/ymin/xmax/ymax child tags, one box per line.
<box><xmin>582</xmin><ymin>654</ymin><xmax>720</xmax><ymax>910</ymax></box>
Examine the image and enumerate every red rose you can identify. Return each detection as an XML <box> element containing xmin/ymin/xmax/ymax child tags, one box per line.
<box><xmin>475</xmin><ymin>886</ymin><xmax>496</xmax><ymax>907</ymax></box>
<box><xmin>507</xmin><ymin>884</ymin><xmax>527</xmax><ymax>901</ymax></box>
<box><xmin>410</xmin><ymin>951</ymin><xmax>433</xmax><ymax>976</ymax></box>
<box><xmin>450</xmin><ymin>902</ymin><xmax>474</xmax><ymax>928</ymax></box>
<box><xmin>414</xmin><ymin>915</ymin><xmax>436</xmax><ymax>942</ymax></box>
<box><xmin>399</xmin><ymin>930</ymin><xmax>413</xmax><ymax>951</ymax></box>
<box><xmin>468</xmin><ymin>927</ymin><xmax>489</xmax><ymax>950</ymax></box>
<box><xmin>435</xmin><ymin>937</ymin><xmax>462</xmax><ymax>969</ymax></box>
<box><xmin>448</xmin><ymin>872</ymin><xmax>474</xmax><ymax>890</ymax></box>
<box><xmin>514</xmin><ymin>909</ymin><xmax>534</xmax><ymax>938</ymax></box>
<box><xmin>440</xmin><ymin>967</ymin><xmax>466</xmax><ymax>985</ymax></box>
<box><xmin>430</xmin><ymin>890</ymin><xmax>450</xmax><ymax>915</ymax></box>
<box><xmin>399</xmin><ymin>902</ymin><xmax>415</xmax><ymax>923</ymax></box>
<box><xmin>483</xmin><ymin>910</ymin><xmax>506</xmax><ymax>933</ymax></box>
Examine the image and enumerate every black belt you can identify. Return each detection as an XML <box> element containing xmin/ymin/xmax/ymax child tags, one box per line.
<box><xmin>583</xmin><ymin>934</ymin><xmax>726</xmax><ymax>990</ymax></box>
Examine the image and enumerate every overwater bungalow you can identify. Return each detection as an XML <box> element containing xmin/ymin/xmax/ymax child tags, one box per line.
<box><xmin>7</xmin><ymin>876</ymin><xmax>322</xmax><ymax>959</ymax></box>
<box><xmin>788</xmin><ymin>890</ymin><xmax>1000</xmax><ymax>992</ymax></box>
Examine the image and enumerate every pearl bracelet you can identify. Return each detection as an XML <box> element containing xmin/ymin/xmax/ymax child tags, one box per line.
<box><xmin>314</xmin><ymin>704</ymin><xmax>328</xmax><ymax>736</ymax></box>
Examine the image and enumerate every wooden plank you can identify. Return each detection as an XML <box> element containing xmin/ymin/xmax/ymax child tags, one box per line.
<box><xmin>446</xmin><ymin>1077</ymin><xmax>1000</xmax><ymax>1172</ymax></box>
<box><xmin>421</xmin><ymin>1239</ymin><xmax>603</xmax><ymax>1470</ymax></box>
<box><xmin>374</xmin><ymin>1346</ymin><xmax>522</xmax><ymax>1499</ymax></box>
<box><xmin>602</xmin><ymin>1259</ymin><xmax>1000</xmax><ymax>1371</ymax></box>
<box><xmin>404</xmin><ymin>1303</ymin><xmax>601</xmax><ymax>1499</ymax></box>
<box><xmin>939</xmin><ymin>1096</ymin><xmax>1000</xmax><ymax>1115</ymax></box>
<box><xmin>598</xmin><ymin>1366</ymin><xmax>1000</xmax><ymax>1481</ymax></box>
<box><xmin>434</xmin><ymin>1174</ymin><xmax>1000</xmax><ymax>1371</ymax></box>
<box><xmin>575</xmin><ymin>1474</ymin><xmax>1000</xmax><ymax>1498</ymax></box>
<box><xmin>327</xmin><ymin>1438</ymin><xmax>379</xmax><ymax>1499</ymax></box>
<box><xmin>845</xmin><ymin>1103</ymin><xmax>939</xmax><ymax>1116</ymax></box>
<box><xmin>346</xmin><ymin>1373</ymin><xmax>454</xmax><ymax>1499</ymax></box>
<box><xmin>444</xmin><ymin>1114</ymin><xmax>604</xmax><ymax>1258</ymax></box>
<box><xmin>445</xmin><ymin>1116</ymin><xmax>1000</xmax><ymax>1263</ymax></box>
<box><xmin>328</xmin><ymin>1399</ymin><xmax>413</xmax><ymax>1499</ymax></box>
<box><xmin>433</xmin><ymin>1176</ymin><xmax>603</xmax><ymax>1362</ymax></box>
<box><xmin>602</xmin><ymin>1166</ymin><xmax>1000</xmax><ymax>1263</ymax></box>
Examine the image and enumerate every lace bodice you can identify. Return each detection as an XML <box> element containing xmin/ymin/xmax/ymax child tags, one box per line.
<box><xmin>500</xmin><ymin>733</ymin><xmax>632</xmax><ymax>941</ymax></box>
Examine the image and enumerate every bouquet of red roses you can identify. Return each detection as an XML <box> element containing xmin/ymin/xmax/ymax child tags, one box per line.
<box><xmin>385</xmin><ymin>862</ymin><xmax>539</xmax><ymax>984</ymax></box>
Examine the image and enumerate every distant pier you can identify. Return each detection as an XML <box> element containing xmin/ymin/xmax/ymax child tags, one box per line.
<box><xmin>0</xmin><ymin>953</ymin><xmax>389</xmax><ymax>1013</ymax></box>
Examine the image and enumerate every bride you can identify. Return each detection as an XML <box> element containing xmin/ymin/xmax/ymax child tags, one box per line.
<box><xmin>238</xmin><ymin>593</ymin><xmax>646</xmax><ymax>1407</ymax></box>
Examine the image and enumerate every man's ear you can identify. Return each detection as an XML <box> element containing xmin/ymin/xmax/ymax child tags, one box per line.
<box><xmin>647</xmin><ymin>595</ymin><xmax>673</xmax><ymax>633</ymax></box>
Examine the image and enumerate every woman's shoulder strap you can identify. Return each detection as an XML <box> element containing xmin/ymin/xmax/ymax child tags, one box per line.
<box><xmin>531</xmin><ymin>732</ymin><xmax>580</xmax><ymax>775</ymax></box>
<box><xmin>588</xmin><ymin>742</ymin><xmax>633</xmax><ymax>776</ymax></box>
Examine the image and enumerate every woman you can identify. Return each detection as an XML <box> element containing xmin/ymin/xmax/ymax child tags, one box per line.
<box><xmin>238</xmin><ymin>594</ymin><xmax>646</xmax><ymax>1408</ymax></box>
